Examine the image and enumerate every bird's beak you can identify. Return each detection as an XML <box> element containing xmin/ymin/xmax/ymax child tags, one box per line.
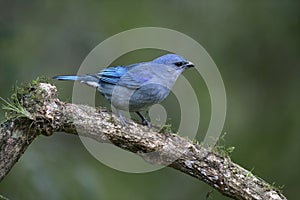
<box><xmin>183</xmin><ymin>61</ymin><xmax>194</xmax><ymax>68</ymax></box>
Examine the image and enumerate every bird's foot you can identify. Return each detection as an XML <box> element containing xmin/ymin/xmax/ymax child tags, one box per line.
<box><xmin>136</xmin><ymin>112</ymin><xmax>151</xmax><ymax>128</ymax></box>
<box><xmin>118</xmin><ymin>111</ymin><xmax>132</xmax><ymax>127</ymax></box>
<box><xmin>141</xmin><ymin>119</ymin><xmax>151</xmax><ymax>128</ymax></box>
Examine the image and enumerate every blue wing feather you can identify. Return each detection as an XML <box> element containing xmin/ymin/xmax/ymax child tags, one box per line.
<box><xmin>97</xmin><ymin>63</ymin><xmax>153</xmax><ymax>88</ymax></box>
<box><xmin>96</xmin><ymin>63</ymin><xmax>154</xmax><ymax>101</ymax></box>
<box><xmin>97</xmin><ymin>66</ymin><xmax>130</xmax><ymax>85</ymax></box>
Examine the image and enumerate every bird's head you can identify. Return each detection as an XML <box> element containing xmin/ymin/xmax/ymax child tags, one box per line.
<box><xmin>152</xmin><ymin>54</ymin><xmax>194</xmax><ymax>70</ymax></box>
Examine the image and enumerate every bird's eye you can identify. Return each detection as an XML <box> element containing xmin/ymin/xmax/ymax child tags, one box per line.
<box><xmin>174</xmin><ymin>62</ymin><xmax>184</xmax><ymax>67</ymax></box>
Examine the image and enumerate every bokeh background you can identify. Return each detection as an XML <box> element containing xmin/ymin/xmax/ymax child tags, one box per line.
<box><xmin>0</xmin><ymin>1</ymin><xmax>299</xmax><ymax>199</ymax></box>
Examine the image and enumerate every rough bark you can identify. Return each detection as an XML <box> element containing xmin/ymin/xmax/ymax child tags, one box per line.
<box><xmin>0</xmin><ymin>83</ymin><xmax>287</xmax><ymax>200</ymax></box>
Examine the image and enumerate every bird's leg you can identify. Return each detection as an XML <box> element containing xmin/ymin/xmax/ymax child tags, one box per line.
<box><xmin>136</xmin><ymin>112</ymin><xmax>151</xmax><ymax>128</ymax></box>
<box><xmin>117</xmin><ymin>110</ymin><xmax>130</xmax><ymax>127</ymax></box>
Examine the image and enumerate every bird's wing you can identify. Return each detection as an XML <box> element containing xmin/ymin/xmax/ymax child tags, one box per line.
<box><xmin>98</xmin><ymin>63</ymin><xmax>154</xmax><ymax>89</ymax></box>
<box><xmin>97</xmin><ymin>66</ymin><xmax>129</xmax><ymax>85</ymax></box>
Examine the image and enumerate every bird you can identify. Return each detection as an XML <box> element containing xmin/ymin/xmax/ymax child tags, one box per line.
<box><xmin>53</xmin><ymin>54</ymin><xmax>194</xmax><ymax>127</ymax></box>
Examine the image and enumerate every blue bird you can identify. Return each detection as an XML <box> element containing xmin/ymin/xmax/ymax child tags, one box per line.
<box><xmin>53</xmin><ymin>54</ymin><xmax>194</xmax><ymax>126</ymax></box>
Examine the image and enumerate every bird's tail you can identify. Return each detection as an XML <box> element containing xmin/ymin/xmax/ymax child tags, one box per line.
<box><xmin>53</xmin><ymin>75</ymin><xmax>79</xmax><ymax>81</ymax></box>
<box><xmin>53</xmin><ymin>75</ymin><xmax>100</xmax><ymax>87</ymax></box>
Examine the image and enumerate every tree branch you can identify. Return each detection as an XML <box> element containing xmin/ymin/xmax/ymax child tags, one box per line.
<box><xmin>0</xmin><ymin>82</ymin><xmax>287</xmax><ymax>200</ymax></box>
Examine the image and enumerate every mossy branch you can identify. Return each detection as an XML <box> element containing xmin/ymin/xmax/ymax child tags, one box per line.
<box><xmin>0</xmin><ymin>80</ymin><xmax>287</xmax><ymax>200</ymax></box>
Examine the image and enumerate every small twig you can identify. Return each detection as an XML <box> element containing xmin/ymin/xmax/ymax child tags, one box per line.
<box><xmin>0</xmin><ymin>194</ymin><xmax>10</xmax><ymax>200</ymax></box>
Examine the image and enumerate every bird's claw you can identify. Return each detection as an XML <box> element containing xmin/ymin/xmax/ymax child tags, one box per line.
<box><xmin>142</xmin><ymin>119</ymin><xmax>151</xmax><ymax>128</ymax></box>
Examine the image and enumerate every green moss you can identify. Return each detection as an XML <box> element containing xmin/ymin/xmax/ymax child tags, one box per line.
<box><xmin>246</xmin><ymin>167</ymin><xmax>255</xmax><ymax>177</ymax></box>
<box><xmin>213</xmin><ymin>145</ymin><xmax>235</xmax><ymax>158</ymax></box>
<box><xmin>0</xmin><ymin>96</ymin><xmax>33</xmax><ymax>120</ymax></box>
<box><xmin>1</xmin><ymin>76</ymin><xmax>51</xmax><ymax>121</ymax></box>
<box><xmin>108</xmin><ymin>116</ymin><xmax>115</xmax><ymax>124</ymax></box>
<box><xmin>192</xmin><ymin>138</ymin><xmax>201</xmax><ymax>146</ymax></box>
<box><xmin>159</xmin><ymin>124</ymin><xmax>172</xmax><ymax>134</ymax></box>
<box><xmin>265</xmin><ymin>182</ymin><xmax>285</xmax><ymax>193</ymax></box>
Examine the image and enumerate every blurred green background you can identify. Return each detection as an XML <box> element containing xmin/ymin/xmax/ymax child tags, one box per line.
<box><xmin>0</xmin><ymin>1</ymin><xmax>299</xmax><ymax>199</ymax></box>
